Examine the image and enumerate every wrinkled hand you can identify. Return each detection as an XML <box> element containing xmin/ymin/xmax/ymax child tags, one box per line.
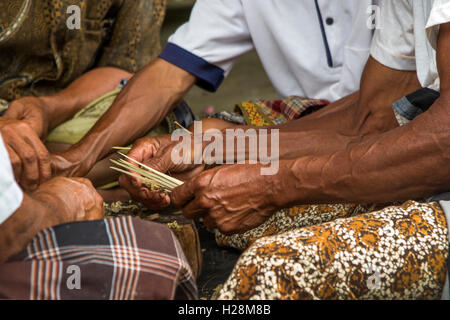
<box><xmin>32</xmin><ymin>177</ymin><xmax>104</xmax><ymax>224</ymax></box>
<box><xmin>119</xmin><ymin>135</ymin><xmax>205</xmax><ymax>210</ymax></box>
<box><xmin>0</xmin><ymin>118</ymin><xmax>51</xmax><ymax>191</ymax></box>
<box><xmin>171</xmin><ymin>164</ymin><xmax>278</xmax><ymax>235</ymax></box>
<box><xmin>3</xmin><ymin>97</ymin><xmax>51</xmax><ymax>139</ymax></box>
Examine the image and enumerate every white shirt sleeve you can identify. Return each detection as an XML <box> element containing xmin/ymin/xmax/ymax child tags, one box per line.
<box><xmin>370</xmin><ymin>0</ymin><xmax>416</xmax><ymax>71</ymax></box>
<box><xmin>0</xmin><ymin>135</ymin><xmax>23</xmax><ymax>225</ymax></box>
<box><xmin>426</xmin><ymin>0</ymin><xmax>450</xmax><ymax>50</ymax></box>
<box><xmin>160</xmin><ymin>0</ymin><xmax>253</xmax><ymax>91</ymax></box>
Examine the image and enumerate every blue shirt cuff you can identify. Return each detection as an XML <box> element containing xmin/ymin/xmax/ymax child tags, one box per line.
<box><xmin>159</xmin><ymin>43</ymin><xmax>225</xmax><ymax>92</ymax></box>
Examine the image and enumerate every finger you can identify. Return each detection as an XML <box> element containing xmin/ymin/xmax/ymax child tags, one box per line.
<box><xmin>23</xmin><ymin>133</ymin><xmax>51</xmax><ymax>185</ymax></box>
<box><xmin>119</xmin><ymin>174</ymin><xmax>142</xmax><ymax>193</ymax></box>
<box><xmin>171</xmin><ymin>179</ymin><xmax>196</xmax><ymax>208</ymax></box>
<box><xmin>8</xmin><ymin>132</ymin><xmax>40</xmax><ymax>190</ymax></box>
<box><xmin>5</xmin><ymin>145</ymin><xmax>22</xmax><ymax>182</ymax></box>
<box><xmin>145</xmin><ymin>150</ymin><xmax>176</xmax><ymax>173</ymax></box>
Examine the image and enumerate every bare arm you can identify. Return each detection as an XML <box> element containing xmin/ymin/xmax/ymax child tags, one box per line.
<box><xmin>52</xmin><ymin>58</ymin><xmax>196</xmax><ymax>177</ymax></box>
<box><xmin>217</xmin><ymin>57</ymin><xmax>422</xmax><ymax>161</ymax></box>
<box><xmin>0</xmin><ymin>177</ymin><xmax>103</xmax><ymax>263</ymax></box>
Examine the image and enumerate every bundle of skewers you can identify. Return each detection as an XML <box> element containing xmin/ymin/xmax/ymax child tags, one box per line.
<box><xmin>110</xmin><ymin>151</ymin><xmax>183</xmax><ymax>193</ymax></box>
<box><xmin>109</xmin><ymin>121</ymin><xmax>189</xmax><ymax>193</ymax></box>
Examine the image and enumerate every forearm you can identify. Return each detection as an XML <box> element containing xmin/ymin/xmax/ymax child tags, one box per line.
<box><xmin>40</xmin><ymin>67</ymin><xmax>132</xmax><ymax>130</ymax></box>
<box><xmin>274</xmin><ymin>96</ymin><xmax>450</xmax><ymax>207</ymax></box>
<box><xmin>0</xmin><ymin>194</ymin><xmax>57</xmax><ymax>263</ymax></box>
<box><xmin>216</xmin><ymin>57</ymin><xmax>421</xmax><ymax>161</ymax></box>
<box><xmin>67</xmin><ymin>58</ymin><xmax>196</xmax><ymax>170</ymax></box>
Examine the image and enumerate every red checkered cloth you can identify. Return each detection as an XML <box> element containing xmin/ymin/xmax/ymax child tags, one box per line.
<box><xmin>0</xmin><ymin>216</ymin><xmax>197</xmax><ymax>300</ymax></box>
<box><xmin>236</xmin><ymin>96</ymin><xmax>329</xmax><ymax>126</ymax></box>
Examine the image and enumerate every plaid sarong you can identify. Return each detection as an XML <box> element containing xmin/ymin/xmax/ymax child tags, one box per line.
<box><xmin>0</xmin><ymin>216</ymin><xmax>197</xmax><ymax>300</ymax></box>
<box><xmin>236</xmin><ymin>96</ymin><xmax>329</xmax><ymax>126</ymax></box>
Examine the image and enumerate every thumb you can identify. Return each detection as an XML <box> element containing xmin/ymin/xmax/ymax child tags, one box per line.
<box><xmin>144</xmin><ymin>149</ymin><xmax>176</xmax><ymax>174</ymax></box>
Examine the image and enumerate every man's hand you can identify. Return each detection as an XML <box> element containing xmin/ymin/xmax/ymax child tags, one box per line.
<box><xmin>0</xmin><ymin>176</ymin><xmax>104</xmax><ymax>263</ymax></box>
<box><xmin>3</xmin><ymin>97</ymin><xmax>51</xmax><ymax>139</ymax></box>
<box><xmin>0</xmin><ymin>118</ymin><xmax>51</xmax><ymax>191</ymax></box>
<box><xmin>119</xmin><ymin>135</ymin><xmax>205</xmax><ymax>209</ymax></box>
<box><xmin>171</xmin><ymin>164</ymin><xmax>279</xmax><ymax>235</ymax></box>
<box><xmin>32</xmin><ymin>177</ymin><xmax>104</xmax><ymax>224</ymax></box>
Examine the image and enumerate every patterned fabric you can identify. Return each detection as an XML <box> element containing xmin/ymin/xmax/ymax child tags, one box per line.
<box><xmin>45</xmin><ymin>87</ymin><xmax>189</xmax><ymax>145</ymax></box>
<box><xmin>218</xmin><ymin>201</ymin><xmax>449</xmax><ymax>300</ymax></box>
<box><xmin>0</xmin><ymin>0</ymin><xmax>166</xmax><ymax>101</ymax></box>
<box><xmin>236</xmin><ymin>96</ymin><xmax>329</xmax><ymax>126</ymax></box>
<box><xmin>216</xmin><ymin>203</ymin><xmax>374</xmax><ymax>251</ymax></box>
<box><xmin>0</xmin><ymin>216</ymin><xmax>198</xmax><ymax>300</ymax></box>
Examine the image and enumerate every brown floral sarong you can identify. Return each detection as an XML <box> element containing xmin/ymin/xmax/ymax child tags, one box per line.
<box><xmin>218</xmin><ymin>201</ymin><xmax>449</xmax><ymax>300</ymax></box>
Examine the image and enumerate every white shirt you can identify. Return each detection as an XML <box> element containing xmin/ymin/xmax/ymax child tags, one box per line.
<box><xmin>160</xmin><ymin>0</ymin><xmax>376</xmax><ymax>102</ymax></box>
<box><xmin>0</xmin><ymin>135</ymin><xmax>23</xmax><ymax>225</ymax></box>
<box><xmin>370</xmin><ymin>0</ymin><xmax>450</xmax><ymax>91</ymax></box>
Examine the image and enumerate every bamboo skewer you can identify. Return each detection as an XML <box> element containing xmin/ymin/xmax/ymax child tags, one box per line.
<box><xmin>109</xmin><ymin>152</ymin><xmax>183</xmax><ymax>193</ymax></box>
<box><xmin>112</xmin><ymin>146</ymin><xmax>132</xmax><ymax>151</ymax></box>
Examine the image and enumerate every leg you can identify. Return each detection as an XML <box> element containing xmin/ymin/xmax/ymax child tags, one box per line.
<box><xmin>218</xmin><ymin>201</ymin><xmax>449</xmax><ymax>299</ymax></box>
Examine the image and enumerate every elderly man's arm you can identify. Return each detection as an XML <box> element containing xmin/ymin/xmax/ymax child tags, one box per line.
<box><xmin>0</xmin><ymin>177</ymin><xmax>104</xmax><ymax>263</ymax></box>
<box><xmin>1</xmin><ymin>67</ymin><xmax>131</xmax><ymax>191</ymax></box>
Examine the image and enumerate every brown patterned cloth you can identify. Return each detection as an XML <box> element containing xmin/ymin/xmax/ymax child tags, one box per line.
<box><xmin>0</xmin><ymin>216</ymin><xmax>197</xmax><ymax>300</ymax></box>
<box><xmin>0</xmin><ymin>0</ymin><xmax>165</xmax><ymax>101</ymax></box>
<box><xmin>218</xmin><ymin>201</ymin><xmax>449</xmax><ymax>300</ymax></box>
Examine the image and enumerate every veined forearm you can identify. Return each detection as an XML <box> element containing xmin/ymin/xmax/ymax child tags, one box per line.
<box><xmin>275</xmin><ymin>97</ymin><xmax>450</xmax><ymax>207</ymax></box>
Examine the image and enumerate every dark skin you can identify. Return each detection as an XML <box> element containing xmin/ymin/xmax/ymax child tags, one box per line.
<box><xmin>122</xmin><ymin>24</ymin><xmax>450</xmax><ymax>235</ymax></box>
<box><xmin>0</xmin><ymin>67</ymin><xmax>132</xmax><ymax>191</ymax></box>
<box><xmin>0</xmin><ymin>177</ymin><xmax>104</xmax><ymax>263</ymax></box>
<box><xmin>51</xmin><ymin>59</ymin><xmax>196</xmax><ymax>178</ymax></box>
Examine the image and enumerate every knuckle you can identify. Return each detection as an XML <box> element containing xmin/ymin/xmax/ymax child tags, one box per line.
<box><xmin>198</xmin><ymin>195</ymin><xmax>211</xmax><ymax>209</ymax></box>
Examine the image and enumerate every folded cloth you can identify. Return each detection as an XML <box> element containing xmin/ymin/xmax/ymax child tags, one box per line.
<box><xmin>104</xmin><ymin>201</ymin><xmax>203</xmax><ymax>280</ymax></box>
<box><xmin>0</xmin><ymin>216</ymin><xmax>198</xmax><ymax>300</ymax></box>
<box><xmin>208</xmin><ymin>96</ymin><xmax>329</xmax><ymax>126</ymax></box>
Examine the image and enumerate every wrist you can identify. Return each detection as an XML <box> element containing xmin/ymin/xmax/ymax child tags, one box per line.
<box><xmin>39</xmin><ymin>93</ymin><xmax>80</xmax><ymax>131</ymax></box>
